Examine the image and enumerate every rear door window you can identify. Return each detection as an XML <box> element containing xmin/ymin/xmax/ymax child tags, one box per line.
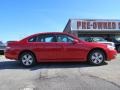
<box><xmin>37</xmin><ymin>34</ymin><xmax>57</xmax><ymax>42</ymax></box>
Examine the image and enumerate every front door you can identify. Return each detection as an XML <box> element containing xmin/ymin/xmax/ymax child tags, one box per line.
<box><xmin>56</xmin><ymin>34</ymin><xmax>85</xmax><ymax>61</ymax></box>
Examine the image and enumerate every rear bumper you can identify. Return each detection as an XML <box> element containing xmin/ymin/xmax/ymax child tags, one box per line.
<box><xmin>5</xmin><ymin>50</ymin><xmax>18</xmax><ymax>60</ymax></box>
<box><xmin>107</xmin><ymin>49</ymin><xmax>117</xmax><ymax>60</ymax></box>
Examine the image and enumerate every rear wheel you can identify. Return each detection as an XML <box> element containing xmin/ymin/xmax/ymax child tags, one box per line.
<box><xmin>88</xmin><ymin>50</ymin><xmax>105</xmax><ymax>65</ymax></box>
<box><xmin>19</xmin><ymin>52</ymin><xmax>36</xmax><ymax>67</ymax></box>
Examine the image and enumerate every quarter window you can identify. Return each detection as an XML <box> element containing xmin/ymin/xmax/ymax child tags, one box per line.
<box><xmin>28</xmin><ymin>36</ymin><xmax>37</xmax><ymax>42</ymax></box>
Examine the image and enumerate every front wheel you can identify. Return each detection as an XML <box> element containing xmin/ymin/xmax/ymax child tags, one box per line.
<box><xmin>19</xmin><ymin>52</ymin><xmax>36</xmax><ymax>67</ymax></box>
<box><xmin>88</xmin><ymin>50</ymin><xmax>105</xmax><ymax>65</ymax></box>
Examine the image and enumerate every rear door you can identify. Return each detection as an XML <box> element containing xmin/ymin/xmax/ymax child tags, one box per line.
<box><xmin>34</xmin><ymin>34</ymin><xmax>61</xmax><ymax>61</ymax></box>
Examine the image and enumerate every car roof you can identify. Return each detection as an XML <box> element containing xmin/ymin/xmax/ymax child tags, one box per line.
<box><xmin>20</xmin><ymin>32</ymin><xmax>80</xmax><ymax>41</ymax></box>
<box><xmin>28</xmin><ymin>32</ymin><xmax>75</xmax><ymax>37</ymax></box>
<box><xmin>32</xmin><ymin>32</ymin><xmax>70</xmax><ymax>35</ymax></box>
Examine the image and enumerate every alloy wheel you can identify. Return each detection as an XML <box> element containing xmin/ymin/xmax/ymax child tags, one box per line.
<box><xmin>89</xmin><ymin>50</ymin><xmax>105</xmax><ymax>65</ymax></box>
<box><xmin>20</xmin><ymin>52</ymin><xmax>36</xmax><ymax>67</ymax></box>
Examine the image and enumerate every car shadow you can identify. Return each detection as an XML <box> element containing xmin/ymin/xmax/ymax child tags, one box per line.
<box><xmin>0</xmin><ymin>60</ymin><xmax>108</xmax><ymax>71</ymax></box>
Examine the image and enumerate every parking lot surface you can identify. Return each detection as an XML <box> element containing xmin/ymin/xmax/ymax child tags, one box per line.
<box><xmin>0</xmin><ymin>54</ymin><xmax>120</xmax><ymax>90</ymax></box>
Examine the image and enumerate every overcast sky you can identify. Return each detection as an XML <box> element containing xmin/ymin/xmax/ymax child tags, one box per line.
<box><xmin>0</xmin><ymin>0</ymin><xmax>120</xmax><ymax>42</ymax></box>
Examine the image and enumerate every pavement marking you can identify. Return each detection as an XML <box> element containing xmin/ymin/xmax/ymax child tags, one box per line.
<box><xmin>20</xmin><ymin>87</ymin><xmax>34</xmax><ymax>90</ymax></box>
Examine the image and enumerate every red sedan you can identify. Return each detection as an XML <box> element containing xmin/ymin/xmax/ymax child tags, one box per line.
<box><xmin>5</xmin><ymin>32</ymin><xmax>117</xmax><ymax>67</ymax></box>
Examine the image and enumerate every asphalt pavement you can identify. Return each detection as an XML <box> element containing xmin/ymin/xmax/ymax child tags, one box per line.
<box><xmin>0</xmin><ymin>55</ymin><xmax>120</xmax><ymax>90</ymax></box>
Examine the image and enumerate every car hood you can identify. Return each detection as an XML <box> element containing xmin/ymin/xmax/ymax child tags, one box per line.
<box><xmin>81</xmin><ymin>41</ymin><xmax>107</xmax><ymax>48</ymax></box>
<box><xmin>94</xmin><ymin>41</ymin><xmax>115</xmax><ymax>47</ymax></box>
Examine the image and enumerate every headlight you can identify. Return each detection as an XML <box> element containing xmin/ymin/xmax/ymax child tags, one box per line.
<box><xmin>107</xmin><ymin>45</ymin><xmax>115</xmax><ymax>50</ymax></box>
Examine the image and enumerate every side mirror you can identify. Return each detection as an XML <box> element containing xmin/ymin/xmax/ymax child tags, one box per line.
<box><xmin>73</xmin><ymin>39</ymin><xmax>79</xmax><ymax>44</ymax></box>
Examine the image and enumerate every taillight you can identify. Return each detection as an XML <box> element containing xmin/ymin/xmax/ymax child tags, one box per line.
<box><xmin>4</xmin><ymin>46</ymin><xmax>11</xmax><ymax>52</ymax></box>
<box><xmin>6</xmin><ymin>46</ymin><xmax>11</xmax><ymax>49</ymax></box>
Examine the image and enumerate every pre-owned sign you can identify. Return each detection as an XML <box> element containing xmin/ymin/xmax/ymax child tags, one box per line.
<box><xmin>71</xmin><ymin>19</ymin><xmax>120</xmax><ymax>30</ymax></box>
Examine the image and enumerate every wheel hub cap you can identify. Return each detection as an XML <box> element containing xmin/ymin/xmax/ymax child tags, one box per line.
<box><xmin>22</xmin><ymin>54</ymin><xmax>33</xmax><ymax>66</ymax></box>
<box><xmin>91</xmin><ymin>52</ymin><xmax>103</xmax><ymax>64</ymax></box>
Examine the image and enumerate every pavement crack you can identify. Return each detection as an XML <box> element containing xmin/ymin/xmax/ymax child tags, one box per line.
<box><xmin>86</xmin><ymin>74</ymin><xmax>120</xmax><ymax>89</ymax></box>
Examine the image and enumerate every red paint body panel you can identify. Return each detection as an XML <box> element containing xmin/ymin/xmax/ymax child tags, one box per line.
<box><xmin>106</xmin><ymin>49</ymin><xmax>117</xmax><ymax>60</ymax></box>
<box><xmin>5</xmin><ymin>32</ymin><xmax>117</xmax><ymax>62</ymax></box>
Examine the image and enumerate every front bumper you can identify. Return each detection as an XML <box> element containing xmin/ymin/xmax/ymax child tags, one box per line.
<box><xmin>107</xmin><ymin>49</ymin><xmax>117</xmax><ymax>60</ymax></box>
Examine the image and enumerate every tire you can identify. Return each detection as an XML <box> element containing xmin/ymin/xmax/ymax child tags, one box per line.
<box><xmin>19</xmin><ymin>52</ymin><xmax>36</xmax><ymax>67</ymax></box>
<box><xmin>88</xmin><ymin>50</ymin><xmax>105</xmax><ymax>65</ymax></box>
